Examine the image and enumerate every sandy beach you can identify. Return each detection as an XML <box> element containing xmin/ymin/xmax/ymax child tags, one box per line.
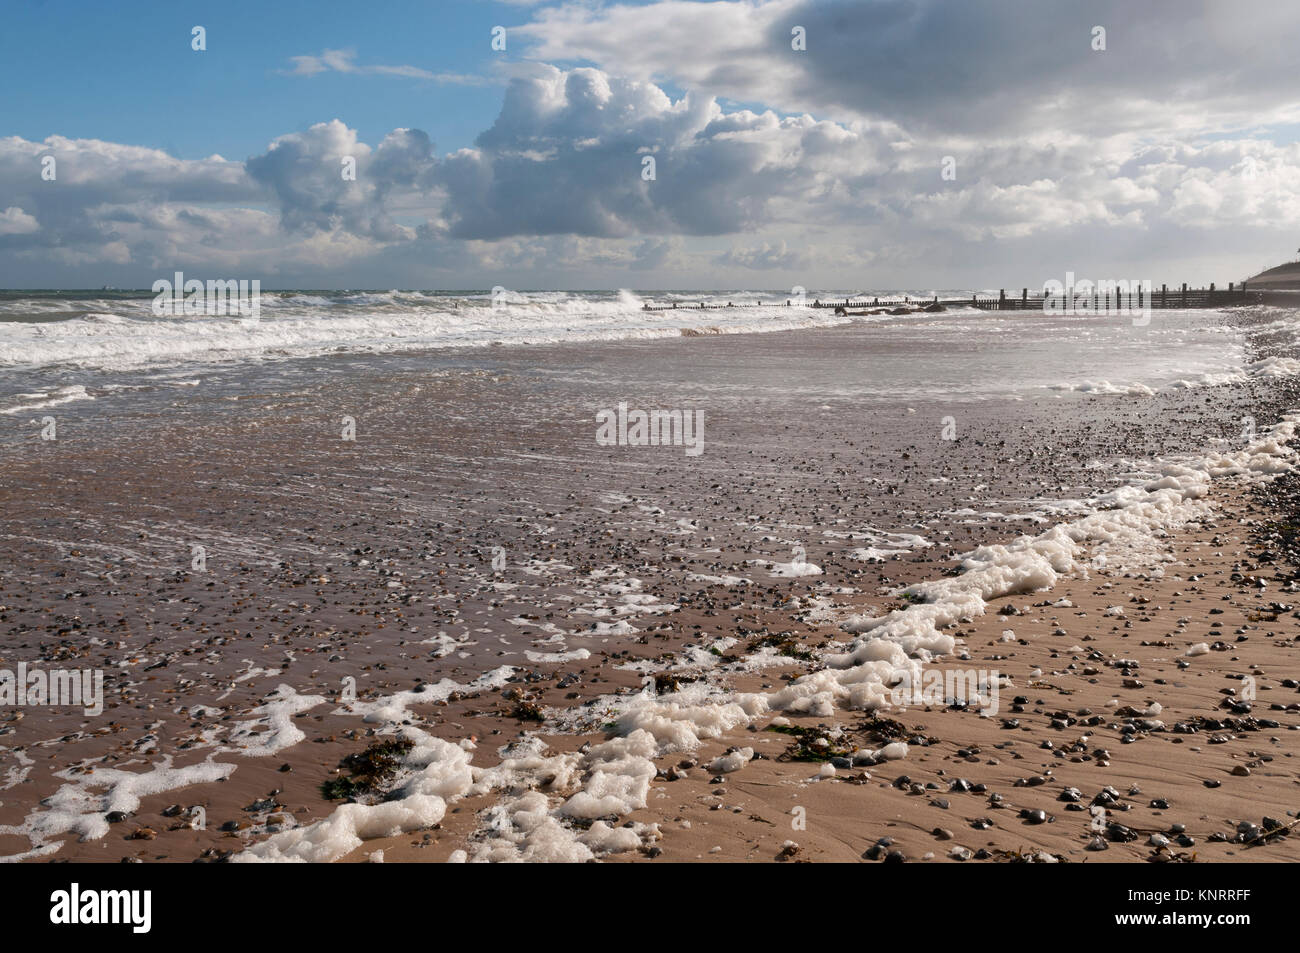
<box><xmin>344</xmin><ymin>482</ymin><xmax>1300</xmax><ymax>864</ymax></box>
<box><xmin>1</xmin><ymin>302</ymin><xmax>1296</xmax><ymax>864</ymax></box>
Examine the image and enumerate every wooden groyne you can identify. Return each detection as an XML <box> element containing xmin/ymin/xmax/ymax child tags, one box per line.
<box><xmin>641</xmin><ymin>300</ymin><xmax>788</xmax><ymax>311</ymax></box>
<box><xmin>640</xmin><ymin>283</ymin><xmax>1262</xmax><ymax>313</ymax></box>
<box><xmin>641</xmin><ymin>294</ymin><xmax>940</xmax><ymax>312</ymax></box>
<box><xmin>961</xmin><ymin>282</ymin><xmax>1258</xmax><ymax>312</ymax></box>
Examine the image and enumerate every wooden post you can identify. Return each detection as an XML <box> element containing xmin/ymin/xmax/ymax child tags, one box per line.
<box><xmin>1181</xmin><ymin>282</ymin><xmax>1187</xmax><ymax>307</ymax></box>
<box><xmin>1021</xmin><ymin>288</ymin><xmax>1028</xmax><ymax>309</ymax></box>
<box><xmin>998</xmin><ymin>289</ymin><xmax>1005</xmax><ymax>310</ymax></box>
<box><xmin>1161</xmin><ymin>283</ymin><xmax>1167</xmax><ymax>308</ymax></box>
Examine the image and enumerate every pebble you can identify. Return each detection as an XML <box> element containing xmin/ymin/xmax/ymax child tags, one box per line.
<box><xmin>1106</xmin><ymin>823</ymin><xmax>1138</xmax><ymax>842</ymax></box>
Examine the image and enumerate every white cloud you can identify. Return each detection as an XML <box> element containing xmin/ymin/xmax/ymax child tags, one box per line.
<box><xmin>0</xmin><ymin>206</ymin><xmax>38</xmax><ymax>235</ymax></box>
<box><xmin>714</xmin><ymin>240</ymin><xmax>810</xmax><ymax>270</ymax></box>
<box><xmin>437</xmin><ymin>66</ymin><xmax>895</xmax><ymax>239</ymax></box>
<box><xmin>286</xmin><ymin>49</ymin><xmax>487</xmax><ymax>85</ymax></box>
<box><xmin>0</xmin><ymin>134</ymin><xmax>259</xmax><ymax>271</ymax></box>
<box><xmin>246</xmin><ymin>120</ymin><xmax>436</xmax><ymax>242</ymax></box>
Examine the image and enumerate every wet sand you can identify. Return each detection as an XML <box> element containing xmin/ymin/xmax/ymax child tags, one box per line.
<box><xmin>0</xmin><ymin>311</ymin><xmax>1297</xmax><ymax>862</ymax></box>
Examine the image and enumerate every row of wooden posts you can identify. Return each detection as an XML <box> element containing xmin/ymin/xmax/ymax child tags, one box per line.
<box><xmin>640</xmin><ymin>283</ymin><xmax>1260</xmax><ymax>312</ymax></box>
<box><xmin>963</xmin><ymin>282</ymin><xmax>1257</xmax><ymax>311</ymax></box>
<box><xmin>642</xmin><ymin>295</ymin><xmax>943</xmax><ymax>311</ymax></box>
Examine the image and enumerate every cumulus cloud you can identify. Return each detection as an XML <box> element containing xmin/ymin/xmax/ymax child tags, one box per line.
<box><xmin>437</xmin><ymin>66</ymin><xmax>883</xmax><ymax>239</ymax></box>
<box><xmin>434</xmin><ymin>64</ymin><xmax>1300</xmax><ymax>251</ymax></box>
<box><xmin>515</xmin><ymin>0</ymin><xmax>1300</xmax><ymax>137</ymax></box>
<box><xmin>0</xmin><ymin>207</ymin><xmax>39</xmax><ymax>235</ymax></box>
<box><xmin>0</xmin><ymin>134</ymin><xmax>259</xmax><ymax>270</ymax></box>
<box><xmin>0</xmin><ymin>129</ymin><xmax>434</xmax><ymax>279</ymax></box>
<box><xmin>246</xmin><ymin>120</ymin><xmax>438</xmax><ymax>242</ymax></box>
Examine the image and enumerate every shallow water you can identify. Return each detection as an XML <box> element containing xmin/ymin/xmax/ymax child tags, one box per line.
<box><xmin>2</xmin><ymin>302</ymin><xmax>1294</xmax><ymax>678</ymax></box>
<box><xmin>0</xmin><ymin>288</ymin><xmax>1279</xmax><ymax>422</ymax></box>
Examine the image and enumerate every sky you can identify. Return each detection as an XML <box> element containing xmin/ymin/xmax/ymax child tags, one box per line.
<box><xmin>3</xmin><ymin>0</ymin><xmax>1300</xmax><ymax>289</ymax></box>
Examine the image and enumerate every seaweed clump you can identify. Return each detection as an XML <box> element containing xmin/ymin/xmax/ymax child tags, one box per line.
<box><xmin>653</xmin><ymin>672</ymin><xmax>700</xmax><ymax>694</ymax></box>
<box><xmin>858</xmin><ymin>714</ymin><xmax>910</xmax><ymax>740</ymax></box>
<box><xmin>320</xmin><ymin>737</ymin><xmax>414</xmax><ymax>801</ymax></box>
<box><xmin>766</xmin><ymin>723</ymin><xmax>851</xmax><ymax>762</ymax></box>
<box><xmin>509</xmin><ymin>700</ymin><xmax>546</xmax><ymax>722</ymax></box>
<box><xmin>746</xmin><ymin>631</ymin><xmax>813</xmax><ymax>661</ymax></box>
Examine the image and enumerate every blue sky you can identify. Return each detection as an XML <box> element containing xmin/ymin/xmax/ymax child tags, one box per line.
<box><xmin>1</xmin><ymin>0</ymin><xmax>521</xmax><ymax>158</ymax></box>
<box><xmin>3</xmin><ymin>0</ymin><xmax>1300</xmax><ymax>289</ymax></box>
